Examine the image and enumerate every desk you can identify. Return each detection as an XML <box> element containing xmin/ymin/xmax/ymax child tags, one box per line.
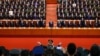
<box><xmin>0</xmin><ymin>28</ymin><xmax>100</xmax><ymax>37</ymax></box>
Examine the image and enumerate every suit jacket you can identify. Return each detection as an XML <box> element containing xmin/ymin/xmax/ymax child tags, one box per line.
<box><xmin>9</xmin><ymin>21</ymin><xmax>14</xmax><ymax>27</ymax></box>
<box><xmin>57</xmin><ymin>21</ymin><xmax>61</xmax><ymax>27</ymax></box>
<box><xmin>49</xmin><ymin>21</ymin><xmax>54</xmax><ymax>27</ymax></box>
<box><xmin>95</xmin><ymin>20</ymin><xmax>99</xmax><ymax>27</ymax></box>
<box><xmin>18</xmin><ymin>20</ymin><xmax>25</xmax><ymax>27</ymax></box>
<box><xmin>0</xmin><ymin>22</ymin><xmax>2</xmax><ymax>27</ymax></box>
<box><xmin>61</xmin><ymin>21</ymin><xmax>66</xmax><ymax>27</ymax></box>
<box><xmin>37</xmin><ymin>20</ymin><xmax>44</xmax><ymax>27</ymax></box>
<box><xmin>80</xmin><ymin>20</ymin><xmax>85</xmax><ymax>27</ymax></box>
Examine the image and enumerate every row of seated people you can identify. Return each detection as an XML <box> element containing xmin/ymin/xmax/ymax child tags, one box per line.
<box><xmin>57</xmin><ymin>11</ymin><xmax>100</xmax><ymax>20</ymax></box>
<box><xmin>58</xmin><ymin>0</ymin><xmax>100</xmax><ymax>8</ymax></box>
<box><xmin>0</xmin><ymin>0</ymin><xmax>45</xmax><ymax>9</ymax></box>
<box><xmin>58</xmin><ymin>0</ymin><xmax>100</xmax><ymax>4</ymax></box>
<box><xmin>57</xmin><ymin>20</ymin><xmax>100</xmax><ymax>27</ymax></box>
<box><xmin>0</xmin><ymin>20</ymin><xmax>100</xmax><ymax>27</ymax></box>
<box><xmin>57</xmin><ymin>0</ymin><xmax>100</xmax><ymax>20</ymax></box>
<box><xmin>0</xmin><ymin>0</ymin><xmax>46</xmax><ymax>20</ymax></box>
<box><xmin>0</xmin><ymin>10</ymin><xmax>46</xmax><ymax>20</ymax></box>
<box><xmin>57</xmin><ymin>6</ymin><xmax>99</xmax><ymax>13</ymax></box>
<box><xmin>57</xmin><ymin>10</ymin><xmax>100</xmax><ymax>20</ymax></box>
<box><xmin>0</xmin><ymin>0</ymin><xmax>46</xmax><ymax>9</ymax></box>
<box><xmin>0</xmin><ymin>20</ymin><xmax>46</xmax><ymax>27</ymax></box>
<box><xmin>0</xmin><ymin>40</ymin><xmax>100</xmax><ymax>56</ymax></box>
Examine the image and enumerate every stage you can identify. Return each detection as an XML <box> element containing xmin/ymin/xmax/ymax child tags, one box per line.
<box><xmin>0</xmin><ymin>28</ymin><xmax>100</xmax><ymax>50</ymax></box>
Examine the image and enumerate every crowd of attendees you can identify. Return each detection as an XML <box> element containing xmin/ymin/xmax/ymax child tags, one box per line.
<box><xmin>0</xmin><ymin>0</ymin><xmax>46</xmax><ymax>27</ymax></box>
<box><xmin>57</xmin><ymin>0</ymin><xmax>100</xmax><ymax>27</ymax></box>
<box><xmin>0</xmin><ymin>0</ymin><xmax>100</xmax><ymax>27</ymax></box>
<box><xmin>0</xmin><ymin>0</ymin><xmax>46</xmax><ymax>20</ymax></box>
<box><xmin>0</xmin><ymin>40</ymin><xmax>100</xmax><ymax>56</ymax></box>
<box><xmin>0</xmin><ymin>20</ymin><xmax>46</xmax><ymax>27</ymax></box>
<box><xmin>57</xmin><ymin>0</ymin><xmax>100</xmax><ymax>20</ymax></box>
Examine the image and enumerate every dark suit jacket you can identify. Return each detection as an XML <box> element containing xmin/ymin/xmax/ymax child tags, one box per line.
<box><xmin>80</xmin><ymin>20</ymin><xmax>85</xmax><ymax>27</ymax></box>
<box><xmin>38</xmin><ymin>20</ymin><xmax>44</xmax><ymax>27</ymax></box>
<box><xmin>49</xmin><ymin>21</ymin><xmax>54</xmax><ymax>27</ymax></box>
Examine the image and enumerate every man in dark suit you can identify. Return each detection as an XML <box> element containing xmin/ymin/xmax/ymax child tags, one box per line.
<box><xmin>9</xmin><ymin>21</ymin><xmax>15</xmax><ymax>27</ymax></box>
<box><xmin>57</xmin><ymin>21</ymin><xmax>61</xmax><ymax>27</ymax></box>
<box><xmin>30</xmin><ymin>21</ymin><xmax>35</xmax><ymax>27</ymax></box>
<box><xmin>80</xmin><ymin>18</ymin><xmax>85</xmax><ymax>27</ymax></box>
<box><xmin>33</xmin><ymin>13</ymin><xmax>37</xmax><ymax>19</ymax></box>
<box><xmin>5</xmin><ymin>21</ymin><xmax>9</xmax><ymax>27</ymax></box>
<box><xmin>0</xmin><ymin>21</ymin><xmax>2</xmax><ymax>27</ymax></box>
<box><xmin>18</xmin><ymin>19</ymin><xmax>25</xmax><ymax>27</ymax></box>
<box><xmin>0</xmin><ymin>12</ymin><xmax>3</xmax><ymax>19</ymax></box>
<box><xmin>61</xmin><ymin>20</ymin><xmax>66</xmax><ymax>27</ymax></box>
<box><xmin>95</xmin><ymin>18</ymin><xmax>99</xmax><ymax>27</ymax></box>
<box><xmin>49</xmin><ymin>21</ymin><xmax>54</xmax><ymax>27</ymax></box>
<box><xmin>37</xmin><ymin>19</ymin><xmax>44</xmax><ymax>27</ymax></box>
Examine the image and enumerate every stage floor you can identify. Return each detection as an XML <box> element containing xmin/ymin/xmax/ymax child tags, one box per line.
<box><xmin>0</xmin><ymin>37</ymin><xmax>100</xmax><ymax>50</ymax></box>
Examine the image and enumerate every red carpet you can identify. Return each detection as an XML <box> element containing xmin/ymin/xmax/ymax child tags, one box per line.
<box><xmin>0</xmin><ymin>37</ymin><xmax>100</xmax><ymax>50</ymax></box>
<box><xmin>46</xmin><ymin>4</ymin><xmax>57</xmax><ymax>27</ymax></box>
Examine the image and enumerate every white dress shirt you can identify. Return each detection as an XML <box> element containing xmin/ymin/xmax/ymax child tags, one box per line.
<box><xmin>9</xmin><ymin>11</ymin><xmax>14</xmax><ymax>16</ymax></box>
<box><xmin>72</xmin><ymin>3</ymin><xmax>76</xmax><ymax>7</ymax></box>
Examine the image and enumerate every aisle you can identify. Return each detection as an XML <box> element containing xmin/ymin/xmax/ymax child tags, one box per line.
<box><xmin>46</xmin><ymin>4</ymin><xmax>57</xmax><ymax>27</ymax></box>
